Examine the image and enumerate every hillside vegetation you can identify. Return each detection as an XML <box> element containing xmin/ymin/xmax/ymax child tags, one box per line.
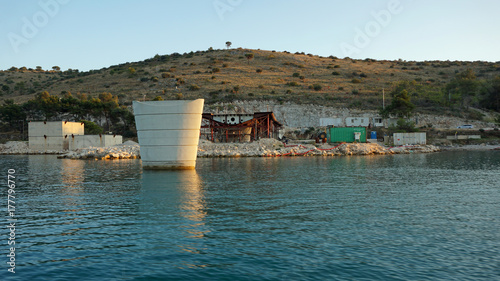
<box><xmin>1</xmin><ymin>48</ymin><xmax>499</xmax><ymax>135</ymax></box>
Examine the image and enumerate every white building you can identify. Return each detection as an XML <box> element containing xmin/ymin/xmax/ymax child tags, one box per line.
<box><xmin>321</xmin><ymin>116</ymin><xmax>385</xmax><ymax>127</ymax></box>
<box><xmin>29</xmin><ymin>121</ymin><xmax>123</xmax><ymax>151</ymax></box>
<box><xmin>393</xmin><ymin>132</ymin><xmax>427</xmax><ymax>145</ymax></box>
<box><xmin>69</xmin><ymin>135</ymin><xmax>123</xmax><ymax>150</ymax></box>
<box><xmin>29</xmin><ymin>121</ymin><xmax>84</xmax><ymax>151</ymax></box>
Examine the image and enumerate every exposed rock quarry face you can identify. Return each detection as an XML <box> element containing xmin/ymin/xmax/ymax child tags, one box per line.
<box><xmin>205</xmin><ymin>101</ymin><xmax>496</xmax><ymax>129</ymax></box>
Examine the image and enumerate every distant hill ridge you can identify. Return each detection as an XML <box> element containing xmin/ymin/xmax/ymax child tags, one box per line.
<box><xmin>1</xmin><ymin>48</ymin><xmax>499</xmax><ymax>115</ymax></box>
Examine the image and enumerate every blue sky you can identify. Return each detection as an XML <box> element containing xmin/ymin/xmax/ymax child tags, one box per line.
<box><xmin>1</xmin><ymin>0</ymin><xmax>500</xmax><ymax>71</ymax></box>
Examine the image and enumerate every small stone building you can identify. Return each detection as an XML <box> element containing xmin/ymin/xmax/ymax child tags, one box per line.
<box><xmin>29</xmin><ymin>121</ymin><xmax>84</xmax><ymax>151</ymax></box>
<box><xmin>28</xmin><ymin>121</ymin><xmax>122</xmax><ymax>151</ymax></box>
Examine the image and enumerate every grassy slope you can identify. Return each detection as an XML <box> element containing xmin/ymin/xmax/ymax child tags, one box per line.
<box><xmin>1</xmin><ymin>48</ymin><xmax>499</xmax><ymax>113</ymax></box>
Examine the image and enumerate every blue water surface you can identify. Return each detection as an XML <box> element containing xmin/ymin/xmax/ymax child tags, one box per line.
<box><xmin>1</xmin><ymin>151</ymin><xmax>499</xmax><ymax>280</ymax></box>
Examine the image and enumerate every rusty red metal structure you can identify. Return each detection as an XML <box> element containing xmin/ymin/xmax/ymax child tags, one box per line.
<box><xmin>201</xmin><ymin>112</ymin><xmax>282</xmax><ymax>142</ymax></box>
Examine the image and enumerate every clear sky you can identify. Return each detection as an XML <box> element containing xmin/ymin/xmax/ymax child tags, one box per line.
<box><xmin>1</xmin><ymin>0</ymin><xmax>499</xmax><ymax>71</ymax></box>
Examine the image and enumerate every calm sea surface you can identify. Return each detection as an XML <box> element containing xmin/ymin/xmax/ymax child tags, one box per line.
<box><xmin>1</xmin><ymin>152</ymin><xmax>500</xmax><ymax>280</ymax></box>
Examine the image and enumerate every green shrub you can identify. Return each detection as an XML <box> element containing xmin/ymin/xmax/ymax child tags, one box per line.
<box><xmin>80</xmin><ymin>120</ymin><xmax>103</xmax><ymax>135</ymax></box>
<box><xmin>332</xmin><ymin>71</ymin><xmax>340</xmax><ymax>76</ymax></box>
<box><xmin>352</xmin><ymin>78</ymin><xmax>362</xmax><ymax>83</ymax></box>
<box><xmin>292</xmin><ymin>72</ymin><xmax>300</xmax><ymax>77</ymax></box>
<box><xmin>288</xmin><ymin>81</ymin><xmax>299</xmax><ymax>87</ymax></box>
<box><xmin>189</xmin><ymin>84</ymin><xmax>200</xmax><ymax>91</ymax></box>
<box><xmin>312</xmin><ymin>84</ymin><xmax>322</xmax><ymax>91</ymax></box>
<box><xmin>256</xmin><ymin>69</ymin><xmax>263</xmax><ymax>73</ymax></box>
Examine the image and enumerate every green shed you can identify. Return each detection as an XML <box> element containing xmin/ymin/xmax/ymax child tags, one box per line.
<box><xmin>328</xmin><ymin>127</ymin><xmax>367</xmax><ymax>143</ymax></box>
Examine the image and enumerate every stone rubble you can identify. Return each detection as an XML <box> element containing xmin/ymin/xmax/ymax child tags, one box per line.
<box><xmin>57</xmin><ymin>140</ymin><xmax>140</xmax><ymax>160</ymax></box>
<box><xmin>1</xmin><ymin>139</ymin><xmax>441</xmax><ymax>159</ymax></box>
<box><xmin>0</xmin><ymin>141</ymin><xmax>61</xmax><ymax>155</ymax></box>
<box><xmin>197</xmin><ymin>138</ymin><xmax>440</xmax><ymax>157</ymax></box>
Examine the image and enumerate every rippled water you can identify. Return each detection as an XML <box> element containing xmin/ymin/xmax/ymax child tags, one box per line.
<box><xmin>1</xmin><ymin>152</ymin><xmax>500</xmax><ymax>280</ymax></box>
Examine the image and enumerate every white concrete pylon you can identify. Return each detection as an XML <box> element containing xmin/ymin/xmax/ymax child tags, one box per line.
<box><xmin>133</xmin><ymin>99</ymin><xmax>204</xmax><ymax>170</ymax></box>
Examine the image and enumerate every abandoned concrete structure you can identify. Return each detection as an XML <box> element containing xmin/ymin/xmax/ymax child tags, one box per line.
<box><xmin>28</xmin><ymin>121</ymin><xmax>122</xmax><ymax>151</ymax></box>
<box><xmin>201</xmin><ymin>112</ymin><xmax>282</xmax><ymax>142</ymax></box>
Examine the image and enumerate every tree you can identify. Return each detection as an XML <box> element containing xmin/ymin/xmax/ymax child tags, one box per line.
<box><xmin>98</xmin><ymin>92</ymin><xmax>119</xmax><ymax>131</ymax></box>
<box><xmin>479</xmin><ymin>76</ymin><xmax>500</xmax><ymax>112</ymax></box>
<box><xmin>245</xmin><ymin>53</ymin><xmax>254</xmax><ymax>64</ymax></box>
<box><xmin>225</xmin><ymin>41</ymin><xmax>232</xmax><ymax>49</ymax></box>
<box><xmin>381</xmin><ymin>88</ymin><xmax>415</xmax><ymax>118</ymax></box>
<box><xmin>128</xmin><ymin>67</ymin><xmax>136</xmax><ymax>76</ymax></box>
<box><xmin>52</xmin><ymin>66</ymin><xmax>61</xmax><ymax>72</ymax></box>
<box><xmin>393</xmin><ymin>118</ymin><xmax>418</xmax><ymax>132</ymax></box>
<box><xmin>80</xmin><ymin>120</ymin><xmax>103</xmax><ymax>135</ymax></box>
<box><xmin>0</xmin><ymin>100</ymin><xmax>26</xmax><ymax>131</ymax></box>
<box><xmin>1</xmin><ymin>85</ymin><xmax>10</xmax><ymax>93</ymax></box>
<box><xmin>31</xmin><ymin>91</ymin><xmax>61</xmax><ymax>120</ymax></box>
<box><xmin>445</xmin><ymin>68</ymin><xmax>479</xmax><ymax>108</ymax></box>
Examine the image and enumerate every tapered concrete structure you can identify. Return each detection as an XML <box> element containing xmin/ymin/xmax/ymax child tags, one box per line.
<box><xmin>133</xmin><ymin>99</ymin><xmax>204</xmax><ymax>170</ymax></box>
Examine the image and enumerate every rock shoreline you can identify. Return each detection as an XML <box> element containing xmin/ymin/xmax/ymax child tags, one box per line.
<box><xmin>197</xmin><ymin>139</ymin><xmax>440</xmax><ymax>157</ymax></box>
<box><xmin>1</xmin><ymin>139</ymin><xmax>443</xmax><ymax>160</ymax></box>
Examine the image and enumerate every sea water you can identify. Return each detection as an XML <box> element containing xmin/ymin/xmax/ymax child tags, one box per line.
<box><xmin>1</xmin><ymin>151</ymin><xmax>499</xmax><ymax>280</ymax></box>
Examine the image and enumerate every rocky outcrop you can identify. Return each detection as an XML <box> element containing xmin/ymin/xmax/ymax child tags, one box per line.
<box><xmin>205</xmin><ymin>101</ymin><xmax>497</xmax><ymax>129</ymax></box>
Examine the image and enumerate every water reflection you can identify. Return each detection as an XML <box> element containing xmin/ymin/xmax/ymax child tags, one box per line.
<box><xmin>61</xmin><ymin>159</ymin><xmax>85</xmax><ymax>190</ymax></box>
<box><xmin>59</xmin><ymin>159</ymin><xmax>87</xmax><ymax>235</ymax></box>
<box><xmin>140</xmin><ymin>170</ymin><xmax>209</xmax><ymax>267</ymax></box>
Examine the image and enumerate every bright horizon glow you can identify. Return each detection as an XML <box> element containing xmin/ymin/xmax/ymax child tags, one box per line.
<box><xmin>1</xmin><ymin>0</ymin><xmax>499</xmax><ymax>72</ymax></box>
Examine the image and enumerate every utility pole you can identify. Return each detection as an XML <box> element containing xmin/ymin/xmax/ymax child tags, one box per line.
<box><xmin>382</xmin><ymin>88</ymin><xmax>385</xmax><ymax>109</ymax></box>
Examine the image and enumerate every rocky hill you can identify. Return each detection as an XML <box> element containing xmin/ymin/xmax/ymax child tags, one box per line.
<box><xmin>1</xmin><ymin>48</ymin><xmax>499</xmax><ymax>110</ymax></box>
<box><xmin>1</xmin><ymin>48</ymin><xmax>500</xmax><ymax>133</ymax></box>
